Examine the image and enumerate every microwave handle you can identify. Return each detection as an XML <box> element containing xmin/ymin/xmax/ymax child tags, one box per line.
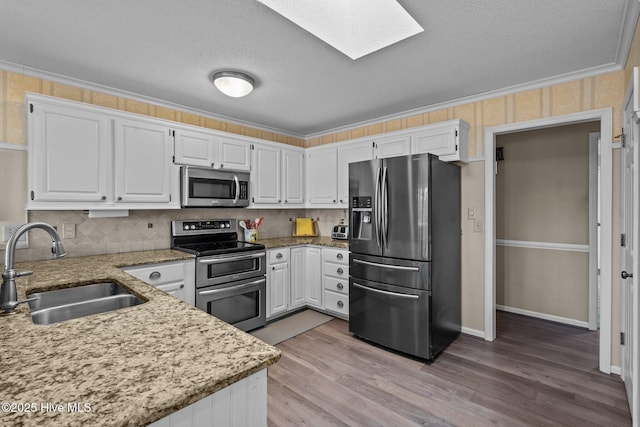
<box><xmin>233</xmin><ymin>175</ymin><xmax>240</xmax><ymax>205</ymax></box>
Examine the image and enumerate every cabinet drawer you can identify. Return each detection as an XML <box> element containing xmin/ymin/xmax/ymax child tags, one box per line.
<box><xmin>324</xmin><ymin>290</ymin><xmax>349</xmax><ymax>316</ymax></box>
<box><xmin>123</xmin><ymin>261</ymin><xmax>186</xmax><ymax>286</ymax></box>
<box><xmin>322</xmin><ymin>248</ymin><xmax>348</xmax><ymax>265</ymax></box>
<box><xmin>323</xmin><ymin>276</ymin><xmax>348</xmax><ymax>295</ymax></box>
<box><xmin>323</xmin><ymin>262</ymin><xmax>349</xmax><ymax>279</ymax></box>
<box><xmin>269</xmin><ymin>248</ymin><xmax>290</xmax><ymax>264</ymax></box>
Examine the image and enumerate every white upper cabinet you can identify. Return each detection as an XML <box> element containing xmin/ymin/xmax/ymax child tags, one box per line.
<box><xmin>337</xmin><ymin>141</ymin><xmax>374</xmax><ymax>205</ymax></box>
<box><xmin>28</xmin><ymin>100</ymin><xmax>111</xmax><ymax>204</ymax></box>
<box><xmin>218</xmin><ymin>135</ymin><xmax>251</xmax><ymax>172</ymax></box>
<box><xmin>282</xmin><ymin>148</ymin><xmax>304</xmax><ymax>205</ymax></box>
<box><xmin>174</xmin><ymin>128</ymin><xmax>217</xmax><ymax>168</ymax></box>
<box><xmin>251</xmin><ymin>143</ymin><xmax>281</xmax><ymax>204</ymax></box>
<box><xmin>306</xmin><ymin>146</ymin><xmax>338</xmax><ymax>205</ymax></box>
<box><xmin>250</xmin><ymin>143</ymin><xmax>305</xmax><ymax>207</ymax></box>
<box><xmin>27</xmin><ymin>94</ymin><xmax>179</xmax><ymax>210</ymax></box>
<box><xmin>374</xmin><ymin>134</ymin><xmax>411</xmax><ymax>159</ymax></box>
<box><xmin>410</xmin><ymin>119</ymin><xmax>469</xmax><ymax>162</ymax></box>
<box><xmin>174</xmin><ymin>130</ymin><xmax>251</xmax><ymax>172</ymax></box>
<box><xmin>114</xmin><ymin>118</ymin><xmax>173</xmax><ymax>204</ymax></box>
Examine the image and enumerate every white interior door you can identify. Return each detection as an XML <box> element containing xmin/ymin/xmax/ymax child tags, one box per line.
<box><xmin>622</xmin><ymin>90</ymin><xmax>639</xmax><ymax>420</ymax></box>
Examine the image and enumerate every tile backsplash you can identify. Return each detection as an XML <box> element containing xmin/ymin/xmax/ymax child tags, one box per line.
<box><xmin>16</xmin><ymin>208</ymin><xmax>348</xmax><ymax>262</ymax></box>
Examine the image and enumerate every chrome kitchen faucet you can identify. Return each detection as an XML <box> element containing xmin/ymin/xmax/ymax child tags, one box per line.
<box><xmin>0</xmin><ymin>222</ymin><xmax>66</xmax><ymax>314</ymax></box>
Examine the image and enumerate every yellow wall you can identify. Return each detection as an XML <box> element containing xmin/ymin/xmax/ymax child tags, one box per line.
<box><xmin>0</xmin><ymin>71</ymin><xmax>305</xmax><ymax>148</ymax></box>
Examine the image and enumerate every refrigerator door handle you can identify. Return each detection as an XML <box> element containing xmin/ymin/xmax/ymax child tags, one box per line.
<box><xmin>353</xmin><ymin>282</ymin><xmax>420</xmax><ymax>300</ymax></box>
<box><xmin>353</xmin><ymin>258</ymin><xmax>420</xmax><ymax>271</ymax></box>
<box><xmin>374</xmin><ymin>166</ymin><xmax>382</xmax><ymax>249</ymax></box>
<box><xmin>382</xmin><ymin>166</ymin><xmax>389</xmax><ymax>249</ymax></box>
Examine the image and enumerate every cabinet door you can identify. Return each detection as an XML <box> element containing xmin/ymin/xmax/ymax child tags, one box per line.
<box><xmin>375</xmin><ymin>135</ymin><xmax>411</xmax><ymax>159</ymax></box>
<box><xmin>114</xmin><ymin>118</ymin><xmax>173</xmax><ymax>203</ymax></box>
<box><xmin>219</xmin><ymin>136</ymin><xmax>251</xmax><ymax>172</ymax></box>
<box><xmin>289</xmin><ymin>248</ymin><xmax>306</xmax><ymax>309</ymax></box>
<box><xmin>268</xmin><ymin>262</ymin><xmax>289</xmax><ymax>318</ymax></box>
<box><xmin>306</xmin><ymin>147</ymin><xmax>338</xmax><ymax>204</ymax></box>
<box><xmin>174</xmin><ymin>128</ymin><xmax>217</xmax><ymax>167</ymax></box>
<box><xmin>282</xmin><ymin>148</ymin><xmax>305</xmax><ymax>205</ymax></box>
<box><xmin>411</xmin><ymin>127</ymin><xmax>457</xmax><ymax>157</ymax></box>
<box><xmin>337</xmin><ymin>141</ymin><xmax>374</xmax><ymax>205</ymax></box>
<box><xmin>29</xmin><ymin>101</ymin><xmax>111</xmax><ymax>203</ymax></box>
<box><xmin>304</xmin><ymin>247</ymin><xmax>323</xmax><ymax>308</ymax></box>
<box><xmin>251</xmin><ymin>144</ymin><xmax>281</xmax><ymax>204</ymax></box>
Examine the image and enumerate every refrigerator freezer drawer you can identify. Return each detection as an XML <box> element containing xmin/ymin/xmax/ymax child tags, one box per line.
<box><xmin>349</xmin><ymin>253</ymin><xmax>430</xmax><ymax>291</ymax></box>
<box><xmin>349</xmin><ymin>278</ymin><xmax>432</xmax><ymax>360</ymax></box>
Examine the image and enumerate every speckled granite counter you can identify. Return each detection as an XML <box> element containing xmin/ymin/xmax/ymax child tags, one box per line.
<box><xmin>0</xmin><ymin>249</ymin><xmax>281</xmax><ymax>427</ymax></box>
<box><xmin>256</xmin><ymin>236</ymin><xmax>348</xmax><ymax>250</ymax></box>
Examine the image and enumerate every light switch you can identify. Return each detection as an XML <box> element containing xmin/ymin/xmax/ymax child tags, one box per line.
<box><xmin>468</xmin><ymin>208</ymin><xmax>476</xmax><ymax>219</ymax></box>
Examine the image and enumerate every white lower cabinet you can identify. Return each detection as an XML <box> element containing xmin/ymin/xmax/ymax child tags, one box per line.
<box><xmin>149</xmin><ymin>369</ymin><xmax>267</xmax><ymax>427</ymax></box>
<box><xmin>266</xmin><ymin>245</ymin><xmax>346</xmax><ymax>320</ymax></box>
<box><xmin>122</xmin><ymin>260</ymin><xmax>195</xmax><ymax>306</ymax></box>
<box><xmin>267</xmin><ymin>248</ymin><xmax>290</xmax><ymax>319</ymax></box>
<box><xmin>322</xmin><ymin>248</ymin><xmax>349</xmax><ymax>318</ymax></box>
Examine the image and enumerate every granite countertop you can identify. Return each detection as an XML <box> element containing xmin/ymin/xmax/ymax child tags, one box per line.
<box><xmin>256</xmin><ymin>236</ymin><xmax>349</xmax><ymax>250</ymax></box>
<box><xmin>0</xmin><ymin>249</ymin><xmax>281</xmax><ymax>427</ymax></box>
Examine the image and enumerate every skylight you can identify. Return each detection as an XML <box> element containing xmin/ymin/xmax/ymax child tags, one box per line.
<box><xmin>257</xmin><ymin>0</ymin><xmax>424</xmax><ymax>60</ymax></box>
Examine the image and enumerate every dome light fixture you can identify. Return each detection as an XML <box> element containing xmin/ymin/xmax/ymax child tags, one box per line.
<box><xmin>211</xmin><ymin>71</ymin><xmax>255</xmax><ymax>98</ymax></box>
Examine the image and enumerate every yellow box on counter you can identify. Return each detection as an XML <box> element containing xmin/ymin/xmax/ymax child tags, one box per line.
<box><xmin>292</xmin><ymin>218</ymin><xmax>318</xmax><ymax>237</ymax></box>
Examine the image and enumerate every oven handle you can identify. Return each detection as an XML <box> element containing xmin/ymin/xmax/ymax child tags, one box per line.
<box><xmin>352</xmin><ymin>258</ymin><xmax>420</xmax><ymax>271</ymax></box>
<box><xmin>233</xmin><ymin>175</ymin><xmax>240</xmax><ymax>205</ymax></box>
<box><xmin>198</xmin><ymin>278</ymin><xmax>266</xmax><ymax>296</ymax></box>
<box><xmin>352</xmin><ymin>282</ymin><xmax>420</xmax><ymax>300</ymax></box>
<box><xmin>198</xmin><ymin>252</ymin><xmax>266</xmax><ymax>264</ymax></box>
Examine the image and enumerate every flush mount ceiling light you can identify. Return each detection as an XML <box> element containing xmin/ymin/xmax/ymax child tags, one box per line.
<box><xmin>257</xmin><ymin>0</ymin><xmax>423</xmax><ymax>60</ymax></box>
<box><xmin>211</xmin><ymin>71</ymin><xmax>255</xmax><ymax>97</ymax></box>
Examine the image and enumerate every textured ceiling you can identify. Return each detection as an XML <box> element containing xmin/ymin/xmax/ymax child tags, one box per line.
<box><xmin>0</xmin><ymin>1</ymin><xmax>637</xmax><ymax>136</ymax></box>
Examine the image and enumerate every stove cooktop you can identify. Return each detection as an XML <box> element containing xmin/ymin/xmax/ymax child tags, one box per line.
<box><xmin>170</xmin><ymin>219</ymin><xmax>265</xmax><ymax>257</ymax></box>
<box><xmin>173</xmin><ymin>241</ymin><xmax>265</xmax><ymax>257</ymax></box>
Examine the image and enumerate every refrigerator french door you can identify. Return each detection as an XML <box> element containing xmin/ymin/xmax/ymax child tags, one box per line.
<box><xmin>348</xmin><ymin>153</ymin><xmax>461</xmax><ymax>361</ymax></box>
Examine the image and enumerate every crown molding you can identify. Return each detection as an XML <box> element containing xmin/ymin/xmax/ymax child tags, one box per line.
<box><xmin>0</xmin><ymin>60</ymin><xmax>305</xmax><ymax>140</ymax></box>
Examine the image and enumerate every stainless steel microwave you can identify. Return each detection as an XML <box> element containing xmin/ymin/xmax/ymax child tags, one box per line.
<box><xmin>181</xmin><ymin>166</ymin><xmax>250</xmax><ymax>207</ymax></box>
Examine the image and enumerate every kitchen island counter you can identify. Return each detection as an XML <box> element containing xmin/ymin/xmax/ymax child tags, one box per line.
<box><xmin>0</xmin><ymin>249</ymin><xmax>281</xmax><ymax>427</ymax></box>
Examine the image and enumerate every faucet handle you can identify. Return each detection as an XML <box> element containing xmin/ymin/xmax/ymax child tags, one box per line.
<box><xmin>16</xmin><ymin>271</ymin><xmax>33</xmax><ymax>278</ymax></box>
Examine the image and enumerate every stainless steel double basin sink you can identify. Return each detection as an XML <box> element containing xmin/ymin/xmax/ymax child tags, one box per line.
<box><xmin>27</xmin><ymin>282</ymin><xmax>145</xmax><ymax>325</ymax></box>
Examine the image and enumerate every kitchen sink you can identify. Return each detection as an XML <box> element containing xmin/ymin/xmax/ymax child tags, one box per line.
<box><xmin>27</xmin><ymin>282</ymin><xmax>145</xmax><ymax>325</ymax></box>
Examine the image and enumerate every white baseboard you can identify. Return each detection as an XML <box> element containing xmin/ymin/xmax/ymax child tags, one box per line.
<box><xmin>461</xmin><ymin>326</ymin><xmax>485</xmax><ymax>339</ymax></box>
<box><xmin>610</xmin><ymin>365</ymin><xmax>622</xmax><ymax>376</ymax></box>
<box><xmin>497</xmin><ymin>305</ymin><xmax>589</xmax><ymax>329</ymax></box>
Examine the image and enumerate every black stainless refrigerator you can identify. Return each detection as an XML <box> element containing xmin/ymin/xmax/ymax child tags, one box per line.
<box><xmin>349</xmin><ymin>153</ymin><xmax>461</xmax><ymax>362</ymax></box>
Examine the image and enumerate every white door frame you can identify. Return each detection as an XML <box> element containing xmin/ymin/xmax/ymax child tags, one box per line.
<box><xmin>588</xmin><ymin>131</ymin><xmax>600</xmax><ymax>331</ymax></box>
<box><xmin>484</xmin><ymin>108</ymin><xmax>613</xmax><ymax>373</ymax></box>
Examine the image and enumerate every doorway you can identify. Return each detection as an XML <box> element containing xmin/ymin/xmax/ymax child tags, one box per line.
<box><xmin>494</xmin><ymin>122</ymin><xmax>600</xmax><ymax>330</ymax></box>
<box><xmin>484</xmin><ymin>109</ymin><xmax>613</xmax><ymax>374</ymax></box>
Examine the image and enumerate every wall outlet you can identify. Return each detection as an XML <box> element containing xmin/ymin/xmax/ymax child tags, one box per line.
<box><xmin>62</xmin><ymin>223</ymin><xmax>76</xmax><ymax>239</ymax></box>
<box><xmin>2</xmin><ymin>224</ymin><xmax>27</xmax><ymax>248</ymax></box>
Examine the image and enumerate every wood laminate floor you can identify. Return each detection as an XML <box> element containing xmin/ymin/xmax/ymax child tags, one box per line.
<box><xmin>267</xmin><ymin>311</ymin><xmax>631</xmax><ymax>426</ymax></box>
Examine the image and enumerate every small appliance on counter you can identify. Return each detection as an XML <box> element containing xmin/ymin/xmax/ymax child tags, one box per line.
<box><xmin>331</xmin><ymin>223</ymin><xmax>349</xmax><ymax>240</ymax></box>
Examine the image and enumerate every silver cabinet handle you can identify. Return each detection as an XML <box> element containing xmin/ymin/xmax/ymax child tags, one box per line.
<box><xmin>276</xmin><ymin>253</ymin><xmax>283</xmax><ymax>259</ymax></box>
<box><xmin>353</xmin><ymin>282</ymin><xmax>420</xmax><ymax>299</ymax></box>
<box><xmin>179</xmin><ymin>284</ymin><xmax>184</xmax><ymax>289</ymax></box>
<box><xmin>101</xmin><ymin>195</ymin><xmax>107</xmax><ymax>200</ymax></box>
<box><xmin>220</xmin><ymin>164</ymin><xmax>224</xmax><ymax>168</ymax></box>
<box><xmin>149</xmin><ymin>271</ymin><xmax>161</xmax><ymax>280</ymax></box>
<box><xmin>337</xmin><ymin>268</ymin><xmax>344</xmax><ymax>275</ymax></box>
<box><xmin>336</xmin><ymin>253</ymin><xmax>343</xmax><ymax>260</ymax></box>
<box><xmin>336</xmin><ymin>283</ymin><xmax>344</xmax><ymax>290</ymax></box>
<box><xmin>337</xmin><ymin>300</ymin><xmax>344</xmax><ymax>308</ymax></box>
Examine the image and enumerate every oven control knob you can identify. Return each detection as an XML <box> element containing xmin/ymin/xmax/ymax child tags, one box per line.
<box><xmin>190</xmin><ymin>225</ymin><xmax>196</xmax><ymax>230</ymax></box>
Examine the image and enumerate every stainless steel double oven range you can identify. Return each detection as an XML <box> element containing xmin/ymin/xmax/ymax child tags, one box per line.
<box><xmin>171</xmin><ymin>219</ymin><xmax>266</xmax><ymax>332</ymax></box>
